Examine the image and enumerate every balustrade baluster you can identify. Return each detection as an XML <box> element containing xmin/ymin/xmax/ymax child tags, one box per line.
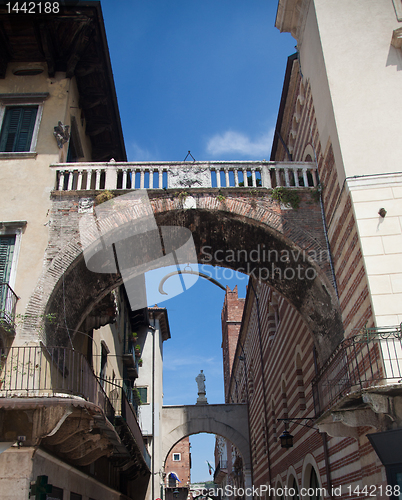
<box><xmin>251</xmin><ymin>169</ymin><xmax>257</xmax><ymax>187</ymax></box>
<box><xmin>234</xmin><ymin>169</ymin><xmax>239</xmax><ymax>187</ymax></box>
<box><xmin>303</xmin><ymin>168</ymin><xmax>309</xmax><ymax>187</ymax></box>
<box><xmin>284</xmin><ymin>167</ymin><xmax>290</xmax><ymax>187</ymax></box>
<box><xmin>216</xmin><ymin>169</ymin><xmax>221</xmax><ymax>188</ymax></box>
<box><xmin>225</xmin><ymin>169</ymin><xmax>230</xmax><ymax>188</ymax></box>
<box><xmin>294</xmin><ymin>168</ymin><xmax>300</xmax><ymax>187</ymax></box>
<box><xmin>58</xmin><ymin>171</ymin><xmax>64</xmax><ymax>191</ymax></box>
<box><xmin>275</xmin><ymin>169</ymin><xmax>281</xmax><ymax>187</ymax></box>
<box><xmin>122</xmin><ymin>169</ymin><xmax>128</xmax><ymax>189</ymax></box>
<box><xmin>242</xmin><ymin>169</ymin><xmax>247</xmax><ymax>187</ymax></box>
<box><xmin>77</xmin><ymin>170</ymin><xmax>83</xmax><ymax>190</ymax></box>
<box><xmin>67</xmin><ymin>171</ymin><xmax>74</xmax><ymax>191</ymax></box>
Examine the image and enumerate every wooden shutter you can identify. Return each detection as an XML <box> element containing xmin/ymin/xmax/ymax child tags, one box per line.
<box><xmin>0</xmin><ymin>236</ymin><xmax>15</xmax><ymax>284</ymax></box>
<box><xmin>0</xmin><ymin>106</ymin><xmax>38</xmax><ymax>152</ymax></box>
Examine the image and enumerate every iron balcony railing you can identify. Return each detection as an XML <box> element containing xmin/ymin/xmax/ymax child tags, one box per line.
<box><xmin>0</xmin><ymin>282</ymin><xmax>18</xmax><ymax>330</ymax></box>
<box><xmin>312</xmin><ymin>325</ymin><xmax>402</xmax><ymax>416</ymax></box>
<box><xmin>51</xmin><ymin>161</ymin><xmax>318</xmax><ymax>192</ymax></box>
<box><xmin>99</xmin><ymin>377</ymin><xmax>151</xmax><ymax>468</ymax></box>
<box><xmin>0</xmin><ymin>345</ymin><xmax>149</xmax><ymax>466</ymax></box>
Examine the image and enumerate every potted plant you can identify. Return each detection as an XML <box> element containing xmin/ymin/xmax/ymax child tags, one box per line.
<box><xmin>138</xmin><ymin>358</ymin><xmax>143</xmax><ymax>367</ymax></box>
<box><xmin>135</xmin><ymin>344</ymin><xmax>141</xmax><ymax>357</ymax></box>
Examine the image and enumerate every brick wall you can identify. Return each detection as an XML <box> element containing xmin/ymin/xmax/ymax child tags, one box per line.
<box><xmin>165</xmin><ymin>437</ymin><xmax>191</xmax><ymax>485</ymax></box>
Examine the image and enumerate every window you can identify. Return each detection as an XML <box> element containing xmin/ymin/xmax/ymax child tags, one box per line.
<box><xmin>0</xmin><ymin>106</ymin><xmax>38</xmax><ymax>152</ymax></box>
<box><xmin>67</xmin><ymin>116</ymin><xmax>84</xmax><ymax>162</ymax></box>
<box><xmin>173</xmin><ymin>453</ymin><xmax>181</xmax><ymax>461</ymax></box>
<box><xmin>0</xmin><ymin>235</ymin><xmax>15</xmax><ymax>285</ymax></box>
<box><xmin>0</xmin><ymin>93</ymin><xmax>47</xmax><ymax>156</ymax></box>
<box><xmin>137</xmin><ymin>386</ymin><xmax>148</xmax><ymax>404</ymax></box>
<box><xmin>168</xmin><ymin>473</ymin><xmax>177</xmax><ymax>487</ymax></box>
<box><xmin>70</xmin><ymin>493</ymin><xmax>82</xmax><ymax>500</ymax></box>
<box><xmin>47</xmin><ymin>486</ymin><xmax>64</xmax><ymax>499</ymax></box>
<box><xmin>0</xmin><ymin>235</ymin><xmax>16</xmax><ymax>326</ymax></box>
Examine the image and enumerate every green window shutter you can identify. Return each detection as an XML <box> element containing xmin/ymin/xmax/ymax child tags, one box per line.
<box><xmin>0</xmin><ymin>106</ymin><xmax>38</xmax><ymax>152</ymax></box>
<box><xmin>0</xmin><ymin>236</ymin><xmax>15</xmax><ymax>284</ymax></box>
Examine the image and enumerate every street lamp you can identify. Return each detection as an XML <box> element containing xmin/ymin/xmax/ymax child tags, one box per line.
<box><xmin>277</xmin><ymin>418</ymin><xmax>316</xmax><ymax>449</ymax></box>
<box><xmin>279</xmin><ymin>430</ymin><xmax>294</xmax><ymax>449</ymax></box>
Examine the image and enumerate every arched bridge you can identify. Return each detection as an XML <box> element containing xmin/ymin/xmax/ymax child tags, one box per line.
<box><xmin>162</xmin><ymin>404</ymin><xmax>251</xmax><ymax>485</ymax></box>
<box><xmin>21</xmin><ymin>160</ymin><xmax>343</xmax><ymax>362</ymax></box>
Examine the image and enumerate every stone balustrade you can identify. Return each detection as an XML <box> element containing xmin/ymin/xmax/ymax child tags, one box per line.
<box><xmin>51</xmin><ymin>161</ymin><xmax>318</xmax><ymax>192</ymax></box>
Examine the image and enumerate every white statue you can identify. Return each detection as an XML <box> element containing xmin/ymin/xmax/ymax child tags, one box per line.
<box><xmin>196</xmin><ymin>370</ymin><xmax>208</xmax><ymax>405</ymax></box>
<box><xmin>196</xmin><ymin>370</ymin><xmax>206</xmax><ymax>394</ymax></box>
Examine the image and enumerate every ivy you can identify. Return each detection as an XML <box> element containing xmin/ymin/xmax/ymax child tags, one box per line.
<box><xmin>271</xmin><ymin>187</ymin><xmax>300</xmax><ymax>210</ymax></box>
<box><xmin>94</xmin><ymin>190</ymin><xmax>115</xmax><ymax>206</ymax></box>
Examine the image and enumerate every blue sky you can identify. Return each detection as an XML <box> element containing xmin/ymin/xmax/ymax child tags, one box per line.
<box><xmin>101</xmin><ymin>0</ymin><xmax>296</xmax><ymax>162</ymax></box>
<box><xmin>99</xmin><ymin>0</ymin><xmax>296</xmax><ymax>483</ymax></box>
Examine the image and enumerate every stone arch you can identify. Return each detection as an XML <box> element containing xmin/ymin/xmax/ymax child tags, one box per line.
<box><xmin>286</xmin><ymin>465</ymin><xmax>300</xmax><ymax>492</ymax></box>
<box><xmin>161</xmin><ymin>404</ymin><xmax>250</xmax><ymax>471</ymax></box>
<box><xmin>302</xmin><ymin>144</ymin><xmax>315</xmax><ymax>163</ymax></box>
<box><xmin>22</xmin><ymin>190</ymin><xmax>343</xmax><ymax>361</ymax></box>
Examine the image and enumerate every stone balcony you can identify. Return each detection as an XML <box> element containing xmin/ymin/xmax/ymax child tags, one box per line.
<box><xmin>312</xmin><ymin>325</ymin><xmax>402</xmax><ymax>438</ymax></box>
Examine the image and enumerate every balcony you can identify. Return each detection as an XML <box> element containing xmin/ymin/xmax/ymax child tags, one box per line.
<box><xmin>0</xmin><ymin>282</ymin><xmax>18</xmax><ymax>341</ymax></box>
<box><xmin>312</xmin><ymin>326</ymin><xmax>402</xmax><ymax>433</ymax></box>
<box><xmin>122</xmin><ymin>337</ymin><xmax>140</xmax><ymax>380</ymax></box>
<box><xmin>50</xmin><ymin>160</ymin><xmax>318</xmax><ymax>192</ymax></box>
<box><xmin>0</xmin><ymin>345</ymin><xmax>150</xmax><ymax>474</ymax></box>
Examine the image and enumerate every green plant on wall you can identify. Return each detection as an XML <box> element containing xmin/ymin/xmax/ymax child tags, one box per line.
<box><xmin>94</xmin><ymin>190</ymin><xmax>115</xmax><ymax>206</ymax></box>
<box><xmin>310</xmin><ymin>185</ymin><xmax>322</xmax><ymax>203</ymax></box>
<box><xmin>132</xmin><ymin>387</ymin><xmax>142</xmax><ymax>405</ymax></box>
<box><xmin>175</xmin><ymin>191</ymin><xmax>189</xmax><ymax>205</ymax></box>
<box><xmin>271</xmin><ymin>187</ymin><xmax>300</xmax><ymax>210</ymax></box>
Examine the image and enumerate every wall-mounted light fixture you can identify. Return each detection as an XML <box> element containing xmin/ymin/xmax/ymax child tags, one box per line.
<box><xmin>277</xmin><ymin>418</ymin><xmax>317</xmax><ymax>449</ymax></box>
<box><xmin>378</xmin><ymin>208</ymin><xmax>387</xmax><ymax>218</ymax></box>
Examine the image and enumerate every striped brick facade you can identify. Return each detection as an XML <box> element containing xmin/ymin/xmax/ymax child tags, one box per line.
<box><xmin>271</xmin><ymin>56</ymin><xmax>375</xmax><ymax>341</ymax></box>
<box><xmin>223</xmin><ymin>280</ymin><xmax>387</xmax><ymax>500</ymax></box>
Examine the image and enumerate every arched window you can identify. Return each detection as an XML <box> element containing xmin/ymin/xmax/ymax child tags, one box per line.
<box><xmin>291</xmin><ymin>477</ymin><xmax>300</xmax><ymax>500</ymax></box>
<box><xmin>309</xmin><ymin>468</ymin><xmax>321</xmax><ymax>500</ymax></box>
<box><xmin>168</xmin><ymin>473</ymin><xmax>177</xmax><ymax>488</ymax></box>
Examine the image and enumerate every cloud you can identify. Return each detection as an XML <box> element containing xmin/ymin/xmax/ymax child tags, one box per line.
<box><xmin>128</xmin><ymin>141</ymin><xmax>155</xmax><ymax>161</ymax></box>
<box><xmin>164</xmin><ymin>354</ymin><xmax>219</xmax><ymax>371</ymax></box>
<box><xmin>206</xmin><ymin>128</ymin><xmax>274</xmax><ymax>158</ymax></box>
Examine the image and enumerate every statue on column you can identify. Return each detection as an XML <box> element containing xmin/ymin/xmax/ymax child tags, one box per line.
<box><xmin>196</xmin><ymin>370</ymin><xmax>208</xmax><ymax>405</ymax></box>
